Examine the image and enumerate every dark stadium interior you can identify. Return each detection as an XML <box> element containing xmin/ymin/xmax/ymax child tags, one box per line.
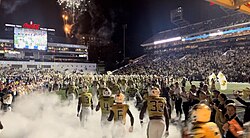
<box><xmin>0</xmin><ymin>0</ymin><xmax>242</xmax><ymax>70</ymax></box>
<box><xmin>1</xmin><ymin>0</ymin><xmax>250</xmax><ymax>138</ymax></box>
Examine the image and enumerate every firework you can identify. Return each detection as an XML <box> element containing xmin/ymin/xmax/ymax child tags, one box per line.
<box><xmin>58</xmin><ymin>0</ymin><xmax>90</xmax><ymax>21</ymax></box>
<box><xmin>57</xmin><ymin>0</ymin><xmax>83</xmax><ymax>9</ymax></box>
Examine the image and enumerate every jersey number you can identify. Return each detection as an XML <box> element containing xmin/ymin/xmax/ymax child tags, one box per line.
<box><xmin>150</xmin><ymin>101</ymin><xmax>164</xmax><ymax>112</ymax></box>
<box><xmin>103</xmin><ymin>102</ymin><xmax>109</xmax><ymax>111</ymax></box>
<box><xmin>118</xmin><ymin>109</ymin><xmax>123</xmax><ymax>120</ymax></box>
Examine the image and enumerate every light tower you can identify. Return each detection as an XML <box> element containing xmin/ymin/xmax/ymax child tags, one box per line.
<box><xmin>170</xmin><ymin>7</ymin><xmax>189</xmax><ymax>27</ymax></box>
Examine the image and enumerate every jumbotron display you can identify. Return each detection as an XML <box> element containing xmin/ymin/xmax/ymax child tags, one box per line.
<box><xmin>14</xmin><ymin>27</ymin><xmax>47</xmax><ymax>50</ymax></box>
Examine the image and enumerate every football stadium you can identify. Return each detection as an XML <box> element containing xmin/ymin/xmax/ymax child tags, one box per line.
<box><xmin>0</xmin><ymin>0</ymin><xmax>250</xmax><ymax>138</ymax></box>
<box><xmin>0</xmin><ymin>21</ymin><xmax>96</xmax><ymax>72</ymax></box>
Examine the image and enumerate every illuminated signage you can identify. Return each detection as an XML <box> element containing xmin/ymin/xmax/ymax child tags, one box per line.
<box><xmin>23</xmin><ymin>21</ymin><xmax>40</xmax><ymax>30</ymax></box>
<box><xmin>6</xmin><ymin>22</ymin><xmax>55</xmax><ymax>32</ymax></box>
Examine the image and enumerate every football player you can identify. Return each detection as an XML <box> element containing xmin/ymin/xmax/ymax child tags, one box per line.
<box><xmin>1</xmin><ymin>92</ymin><xmax>13</xmax><ymax>112</ymax></box>
<box><xmin>125</xmin><ymin>83</ymin><xmax>143</xmax><ymax>107</ymax></box>
<box><xmin>139</xmin><ymin>86</ymin><xmax>169</xmax><ymax>138</ymax></box>
<box><xmin>65</xmin><ymin>82</ymin><xmax>78</xmax><ymax>105</ymax></box>
<box><xmin>96</xmin><ymin>87</ymin><xmax>115</xmax><ymax>137</ymax></box>
<box><xmin>97</xmin><ymin>80</ymin><xmax>106</xmax><ymax>99</ymax></box>
<box><xmin>77</xmin><ymin>85</ymin><xmax>93</xmax><ymax>127</ymax></box>
<box><xmin>107</xmin><ymin>92</ymin><xmax>134</xmax><ymax>138</ymax></box>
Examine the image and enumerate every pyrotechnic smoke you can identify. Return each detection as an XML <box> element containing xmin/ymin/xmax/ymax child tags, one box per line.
<box><xmin>1</xmin><ymin>0</ymin><xmax>30</xmax><ymax>14</ymax></box>
<box><xmin>69</xmin><ymin>0</ymin><xmax>117</xmax><ymax>41</ymax></box>
<box><xmin>95</xmin><ymin>20</ymin><xmax>115</xmax><ymax>40</ymax></box>
<box><xmin>0</xmin><ymin>93</ymin><xmax>180</xmax><ymax>138</ymax></box>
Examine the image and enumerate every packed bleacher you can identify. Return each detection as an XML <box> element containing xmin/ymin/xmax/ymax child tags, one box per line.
<box><xmin>144</xmin><ymin>13</ymin><xmax>250</xmax><ymax>44</ymax></box>
<box><xmin>106</xmin><ymin>13</ymin><xmax>250</xmax><ymax>137</ymax></box>
<box><xmin>114</xmin><ymin>45</ymin><xmax>250</xmax><ymax>82</ymax></box>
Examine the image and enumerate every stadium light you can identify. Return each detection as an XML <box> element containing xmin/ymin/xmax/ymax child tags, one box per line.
<box><xmin>40</xmin><ymin>28</ymin><xmax>48</xmax><ymax>31</ymax></box>
<box><xmin>141</xmin><ymin>43</ymin><xmax>154</xmax><ymax>47</ymax></box>
<box><xmin>79</xmin><ymin>54</ymin><xmax>87</xmax><ymax>57</ymax></box>
<box><xmin>209</xmin><ymin>31</ymin><xmax>224</xmax><ymax>37</ymax></box>
<box><xmin>8</xmin><ymin>51</ymin><xmax>20</xmax><ymax>54</ymax></box>
<box><xmin>5</xmin><ymin>24</ymin><xmax>15</xmax><ymax>27</ymax></box>
<box><xmin>15</xmin><ymin>25</ymin><xmax>22</xmax><ymax>28</ymax></box>
<box><xmin>47</xmin><ymin>29</ymin><xmax>56</xmax><ymax>32</ymax></box>
<box><xmin>153</xmin><ymin>36</ymin><xmax>182</xmax><ymax>45</ymax></box>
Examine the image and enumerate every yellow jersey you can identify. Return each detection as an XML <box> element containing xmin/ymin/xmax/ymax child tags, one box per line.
<box><xmin>111</xmin><ymin>104</ymin><xmax>129</xmax><ymax>124</ymax></box>
<box><xmin>67</xmin><ymin>85</ymin><xmax>77</xmax><ymax>94</ymax></box>
<box><xmin>190</xmin><ymin>122</ymin><xmax>221</xmax><ymax>138</ymax></box>
<box><xmin>147</xmin><ymin>96</ymin><xmax>166</xmax><ymax>118</ymax></box>
<box><xmin>99</xmin><ymin>97</ymin><xmax>115</xmax><ymax>115</ymax></box>
<box><xmin>80</xmin><ymin>92</ymin><xmax>92</xmax><ymax>107</ymax></box>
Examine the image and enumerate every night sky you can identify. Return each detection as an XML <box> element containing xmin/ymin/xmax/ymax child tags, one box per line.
<box><xmin>0</xmin><ymin>0</ymin><xmax>226</xmax><ymax>57</ymax></box>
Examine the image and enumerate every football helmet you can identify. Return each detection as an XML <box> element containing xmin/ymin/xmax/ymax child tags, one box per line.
<box><xmin>82</xmin><ymin>84</ymin><xmax>89</xmax><ymax>93</ymax></box>
<box><xmin>103</xmin><ymin>87</ymin><xmax>112</xmax><ymax>97</ymax></box>
<box><xmin>191</xmin><ymin>103</ymin><xmax>211</xmax><ymax>123</ymax></box>
<box><xmin>99</xmin><ymin>80</ymin><xmax>106</xmax><ymax>88</ymax></box>
<box><xmin>115</xmin><ymin>92</ymin><xmax>125</xmax><ymax>103</ymax></box>
<box><xmin>3</xmin><ymin>94</ymin><xmax>12</xmax><ymax>104</ymax></box>
<box><xmin>148</xmin><ymin>87</ymin><xmax>160</xmax><ymax>97</ymax></box>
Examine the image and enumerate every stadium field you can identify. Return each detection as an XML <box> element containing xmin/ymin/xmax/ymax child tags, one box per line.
<box><xmin>187</xmin><ymin>81</ymin><xmax>250</xmax><ymax>94</ymax></box>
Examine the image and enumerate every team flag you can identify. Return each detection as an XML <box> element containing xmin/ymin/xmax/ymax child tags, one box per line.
<box><xmin>217</xmin><ymin>71</ymin><xmax>227</xmax><ymax>90</ymax></box>
<box><xmin>208</xmin><ymin>73</ymin><xmax>217</xmax><ymax>85</ymax></box>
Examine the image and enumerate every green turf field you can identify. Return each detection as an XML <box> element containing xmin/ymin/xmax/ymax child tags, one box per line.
<box><xmin>187</xmin><ymin>81</ymin><xmax>250</xmax><ymax>94</ymax></box>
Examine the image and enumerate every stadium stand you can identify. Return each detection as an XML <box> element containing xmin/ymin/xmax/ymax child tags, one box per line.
<box><xmin>114</xmin><ymin>13</ymin><xmax>250</xmax><ymax>83</ymax></box>
<box><xmin>114</xmin><ymin>45</ymin><xmax>250</xmax><ymax>82</ymax></box>
<box><xmin>143</xmin><ymin>13</ymin><xmax>250</xmax><ymax>44</ymax></box>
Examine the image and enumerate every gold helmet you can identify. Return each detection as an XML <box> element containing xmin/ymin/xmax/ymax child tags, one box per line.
<box><xmin>148</xmin><ymin>87</ymin><xmax>160</xmax><ymax>97</ymax></box>
<box><xmin>128</xmin><ymin>79</ymin><xmax>133</xmax><ymax>86</ymax></box>
<box><xmin>70</xmin><ymin>81</ymin><xmax>75</xmax><ymax>86</ymax></box>
<box><xmin>191</xmin><ymin>103</ymin><xmax>211</xmax><ymax>123</ymax></box>
<box><xmin>99</xmin><ymin>80</ymin><xmax>106</xmax><ymax>88</ymax></box>
<box><xmin>115</xmin><ymin>92</ymin><xmax>125</xmax><ymax>103</ymax></box>
<box><xmin>82</xmin><ymin>84</ymin><xmax>89</xmax><ymax>93</ymax></box>
<box><xmin>103</xmin><ymin>87</ymin><xmax>112</xmax><ymax>97</ymax></box>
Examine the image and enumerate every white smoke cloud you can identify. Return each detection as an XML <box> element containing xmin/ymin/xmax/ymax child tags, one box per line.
<box><xmin>1</xmin><ymin>0</ymin><xmax>30</xmax><ymax>14</ymax></box>
<box><xmin>96</xmin><ymin>21</ymin><xmax>115</xmax><ymax>40</ymax></box>
<box><xmin>0</xmin><ymin>93</ymin><xmax>181</xmax><ymax>138</ymax></box>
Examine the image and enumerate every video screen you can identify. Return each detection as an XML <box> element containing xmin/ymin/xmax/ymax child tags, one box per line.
<box><xmin>14</xmin><ymin>28</ymin><xmax>47</xmax><ymax>50</ymax></box>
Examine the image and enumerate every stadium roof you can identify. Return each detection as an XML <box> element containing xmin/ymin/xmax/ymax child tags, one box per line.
<box><xmin>206</xmin><ymin>0</ymin><xmax>250</xmax><ymax>15</ymax></box>
<box><xmin>141</xmin><ymin>13</ymin><xmax>250</xmax><ymax>47</ymax></box>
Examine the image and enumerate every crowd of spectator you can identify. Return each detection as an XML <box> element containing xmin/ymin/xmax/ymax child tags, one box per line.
<box><xmin>145</xmin><ymin>13</ymin><xmax>250</xmax><ymax>44</ymax></box>
<box><xmin>114</xmin><ymin>45</ymin><xmax>250</xmax><ymax>82</ymax></box>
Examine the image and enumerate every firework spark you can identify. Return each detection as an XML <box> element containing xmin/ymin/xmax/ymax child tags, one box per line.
<box><xmin>57</xmin><ymin>0</ymin><xmax>82</xmax><ymax>9</ymax></box>
<box><xmin>58</xmin><ymin>0</ymin><xmax>90</xmax><ymax>23</ymax></box>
